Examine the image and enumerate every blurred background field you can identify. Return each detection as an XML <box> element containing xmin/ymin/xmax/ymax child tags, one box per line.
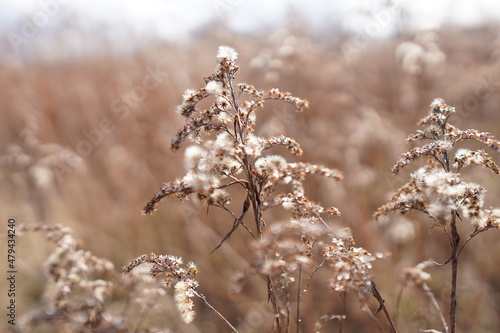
<box><xmin>2</xmin><ymin>1</ymin><xmax>500</xmax><ymax>332</ymax></box>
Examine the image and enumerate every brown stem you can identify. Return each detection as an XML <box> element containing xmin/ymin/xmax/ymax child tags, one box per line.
<box><xmin>371</xmin><ymin>281</ymin><xmax>398</xmax><ymax>333</ymax></box>
<box><xmin>267</xmin><ymin>276</ymin><xmax>284</xmax><ymax>332</ymax></box>
<box><xmin>421</xmin><ymin>282</ymin><xmax>449</xmax><ymax>333</ymax></box>
<box><xmin>296</xmin><ymin>264</ymin><xmax>302</xmax><ymax>333</ymax></box>
<box><xmin>339</xmin><ymin>291</ymin><xmax>346</xmax><ymax>333</ymax></box>
<box><xmin>449</xmin><ymin>210</ymin><xmax>460</xmax><ymax>333</ymax></box>
<box><xmin>192</xmin><ymin>289</ymin><xmax>239</xmax><ymax>332</ymax></box>
<box><xmin>226</xmin><ymin>67</ymin><xmax>280</xmax><ymax>332</ymax></box>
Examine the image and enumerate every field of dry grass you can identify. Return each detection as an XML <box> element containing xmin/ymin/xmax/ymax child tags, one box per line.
<box><xmin>2</xmin><ymin>23</ymin><xmax>500</xmax><ymax>332</ymax></box>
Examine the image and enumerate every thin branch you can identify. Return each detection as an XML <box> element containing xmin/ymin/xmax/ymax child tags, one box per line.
<box><xmin>449</xmin><ymin>211</ymin><xmax>460</xmax><ymax>333</ymax></box>
<box><xmin>457</xmin><ymin>227</ymin><xmax>490</xmax><ymax>258</ymax></box>
<box><xmin>339</xmin><ymin>291</ymin><xmax>346</xmax><ymax>333</ymax></box>
<box><xmin>296</xmin><ymin>264</ymin><xmax>302</xmax><ymax>333</ymax></box>
<box><xmin>371</xmin><ymin>281</ymin><xmax>398</xmax><ymax>333</ymax></box>
<box><xmin>211</xmin><ymin>196</ymin><xmax>250</xmax><ymax>253</ymax></box>
<box><xmin>307</xmin><ymin>259</ymin><xmax>327</xmax><ymax>291</ymax></box>
<box><xmin>420</xmin><ymin>282</ymin><xmax>449</xmax><ymax>333</ymax></box>
<box><xmin>192</xmin><ymin>290</ymin><xmax>239</xmax><ymax>333</ymax></box>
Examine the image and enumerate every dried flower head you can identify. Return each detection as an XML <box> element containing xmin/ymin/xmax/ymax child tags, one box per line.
<box><xmin>0</xmin><ymin>116</ymin><xmax>83</xmax><ymax>219</ymax></box>
<box><xmin>376</xmin><ymin>99</ymin><xmax>500</xmax><ymax>231</ymax></box>
<box><xmin>15</xmin><ymin>224</ymin><xmax>135</xmax><ymax>332</ymax></box>
<box><xmin>142</xmin><ymin>45</ymin><xmax>342</xmax><ymax>257</ymax></box>
<box><xmin>139</xmin><ymin>46</ymin><xmax>347</xmax><ymax>332</ymax></box>
<box><xmin>123</xmin><ymin>252</ymin><xmax>199</xmax><ymax>324</ymax></box>
<box><xmin>376</xmin><ymin>98</ymin><xmax>500</xmax><ymax>333</ymax></box>
<box><xmin>402</xmin><ymin>259</ymin><xmax>434</xmax><ymax>288</ymax></box>
<box><xmin>322</xmin><ymin>229</ymin><xmax>379</xmax><ymax>299</ymax></box>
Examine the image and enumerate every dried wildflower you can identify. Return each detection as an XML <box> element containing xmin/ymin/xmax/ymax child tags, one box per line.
<box><xmin>322</xmin><ymin>229</ymin><xmax>378</xmax><ymax>299</ymax></box>
<box><xmin>205</xmin><ymin>80</ymin><xmax>223</xmax><ymax>95</ymax></box>
<box><xmin>140</xmin><ymin>46</ymin><xmax>345</xmax><ymax>332</ymax></box>
<box><xmin>123</xmin><ymin>252</ymin><xmax>199</xmax><ymax>324</ymax></box>
<box><xmin>0</xmin><ymin>116</ymin><xmax>83</xmax><ymax>220</ymax></box>
<box><xmin>15</xmin><ymin>224</ymin><xmax>145</xmax><ymax>332</ymax></box>
<box><xmin>234</xmin><ymin>220</ymin><xmax>380</xmax><ymax>331</ymax></box>
<box><xmin>217</xmin><ymin>45</ymin><xmax>238</xmax><ymax>61</ymax></box>
<box><xmin>174</xmin><ymin>280</ymin><xmax>197</xmax><ymax>323</ymax></box>
<box><xmin>377</xmin><ymin>98</ymin><xmax>500</xmax><ymax>332</ymax></box>
<box><xmin>261</xmin><ymin>135</ymin><xmax>303</xmax><ymax>156</ymax></box>
<box><xmin>376</xmin><ymin>168</ymin><xmax>484</xmax><ymax>225</ymax></box>
<box><xmin>255</xmin><ymin>155</ymin><xmax>287</xmax><ymax>177</ymax></box>
<box><xmin>377</xmin><ymin>99</ymin><xmax>500</xmax><ymax>229</ymax></box>
<box><xmin>392</xmin><ymin>99</ymin><xmax>500</xmax><ymax>175</ymax></box>
<box><xmin>237</xmin><ymin>220</ymin><xmax>330</xmax><ymax>328</ymax></box>
<box><xmin>143</xmin><ymin>45</ymin><xmax>341</xmax><ymax>247</ymax></box>
<box><xmin>473</xmin><ymin>208</ymin><xmax>500</xmax><ymax>230</ymax></box>
<box><xmin>402</xmin><ymin>259</ymin><xmax>434</xmax><ymax>288</ymax></box>
<box><xmin>453</xmin><ymin>148</ymin><xmax>500</xmax><ymax>174</ymax></box>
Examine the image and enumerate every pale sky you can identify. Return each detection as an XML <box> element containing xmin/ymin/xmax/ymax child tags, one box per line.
<box><xmin>1</xmin><ymin>0</ymin><xmax>500</xmax><ymax>57</ymax></box>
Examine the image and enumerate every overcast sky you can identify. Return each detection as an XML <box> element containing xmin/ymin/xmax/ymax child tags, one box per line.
<box><xmin>2</xmin><ymin>0</ymin><xmax>500</xmax><ymax>57</ymax></box>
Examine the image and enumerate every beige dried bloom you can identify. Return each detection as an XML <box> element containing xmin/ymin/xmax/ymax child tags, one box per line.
<box><xmin>322</xmin><ymin>229</ymin><xmax>379</xmax><ymax>298</ymax></box>
<box><xmin>0</xmin><ymin>116</ymin><xmax>83</xmax><ymax>220</ymax></box>
<box><xmin>250</xmin><ymin>219</ymin><xmax>324</xmax><ymax>274</ymax></box>
<box><xmin>377</xmin><ymin>98</ymin><xmax>500</xmax><ymax>333</ymax></box>
<box><xmin>375</xmin><ymin>167</ymin><xmax>484</xmax><ymax>226</ymax></box>
<box><xmin>255</xmin><ymin>154</ymin><xmax>287</xmax><ymax>173</ymax></box>
<box><xmin>123</xmin><ymin>252</ymin><xmax>200</xmax><ymax>324</ymax></box>
<box><xmin>393</xmin><ymin>99</ymin><xmax>500</xmax><ymax>175</ymax></box>
<box><xmin>234</xmin><ymin>220</ymin><xmax>379</xmax><ymax>329</ymax></box>
<box><xmin>402</xmin><ymin>260</ymin><xmax>434</xmax><ymax>288</ymax></box>
<box><xmin>139</xmin><ymin>46</ymin><xmax>346</xmax><ymax>332</ymax></box>
<box><xmin>142</xmin><ymin>45</ymin><xmax>342</xmax><ymax>254</ymax></box>
<box><xmin>376</xmin><ymin>99</ymin><xmax>500</xmax><ymax>230</ymax></box>
<box><xmin>217</xmin><ymin>45</ymin><xmax>238</xmax><ymax>61</ymax></box>
<box><xmin>15</xmin><ymin>224</ymin><xmax>140</xmax><ymax>332</ymax></box>
<box><xmin>453</xmin><ymin>148</ymin><xmax>500</xmax><ymax>174</ymax></box>
<box><xmin>235</xmin><ymin>220</ymin><xmax>363</xmax><ymax>328</ymax></box>
<box><xmin>205</xmin><ymin>80</ymin><xmax>223</xmax><ymax>95</ymax></box>
<box><xmin>122</xmin><ymin>252</ymin><xmax>198</xmax><ymax>282</ymax></box>
<box><xmin>173</xmin><ymin>280</ymin><xmax>197</xmax><ymax>323</ymax></box>
<box><xmin>473</xmin><ymin>208</ymin><xmax>500</xmax><ymax>230</ymax></box>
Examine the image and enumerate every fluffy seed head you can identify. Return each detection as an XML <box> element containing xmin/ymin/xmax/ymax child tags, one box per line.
<box><xmin>217</xmin><ymin>45</ymin><xmax>238</xmax><ymax>61</ymax></box>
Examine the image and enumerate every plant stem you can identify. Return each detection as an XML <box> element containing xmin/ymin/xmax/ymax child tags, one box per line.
<box><xmin>193</xmin><ymin>289</ymin><xmax>239</xmax><ymax>333</ymax></box>
<box><xmin>296</xmin><ymin>264</ymin><xmax>302</xmax><ymax>333</ymax></box>
<box><xmin>449</xmin><ymin>211</ymin><xmax>460</xmax><ymax>333</ymax></box>
<box><xmin>421</xmin><ymin>281</ymin><xmax>449</xmax><ymax>333</ymax></box>
<box><xmin>371</xmin><ymin>281</ymin><xmax>398</xmax><ymax>333</ymax></box>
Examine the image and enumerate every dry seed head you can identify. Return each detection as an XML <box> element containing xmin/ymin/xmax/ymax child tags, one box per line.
<box><xmin>386</xmin><ymin>217</ymin><xmax>416</xmax><ymax>244</ymax></box>
<box><xmin>453</xmin><ymin>148</ymin><xmax>500</xmax><ymax>174</ymax></box>
<box><xmin>254</xmin><ymin>155</ymin><xmax>287</xmax><ymax>178</ymax></box>
<box><xmin>376</xmin><ymin>167</ymin><xmax>485</xmax><ymax>225</ymax></box>
<box><xmin>205</xmin><ymin>80</ymin><xmax>223</xmax><ymax>95</ymax></box>
<box><xmin>173</xmin><ymin>280</ymin><xmax>197</xmax><ymax>324</ymax></box>
<box><xmin>402</xmin><ymin>260</ymin><xmax>434</xmax><ymax>288</ymax></box>
<box><xmin>217</xmin><ymin>45</ymin><xmax>238</xmax><ymax>61</ymax></box>
<box><xmin>474</xmin><ymin>208</ymin><xmax>500</xmax><ymax>230</ymax></box>
<box><xmin>323</xmin><ymin>230</ymin><xmax>379</xmax><ymax>297</ymax></box>
<box><xmin>261</xmin><ymin>135</ymin><xmax>303</xmax><ymax>156</ymax></box>
<box><xmin>184</xmin><ymin>145</ymin><xmax>206</xmax><ymax>170</ymax></box>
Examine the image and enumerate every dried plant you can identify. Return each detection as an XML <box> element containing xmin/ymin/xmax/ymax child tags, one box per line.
<box><xmin>0</xmin><ymin>116</ymin><xmax>83</xmax><ymax>220</ymax></box>
<box><xmin>128</xmin><ymin>46</ymin><xmax>384</xmax><ymax>332</ymax></box>
<box><xmin>375</xmin><ymin>98</ymin><xmax>500</xmax><ymax>333</ymax></box>
<box><xmin>5</xmin><ymin>26</ymin><xmax>500</xmax><ymax>333</ymax></box>
<box><xmin>234</xmin><ymin>220</ymin><xmax>385</xmax><ymax>332</ymax></box>
<box><xmin>399</xmin><ymin>260</ymin><xmax>448</xmax><ymax>333</ymax></box>
<box><xmin>16</xmin><ymin>224</ymin><xmax>172</xmax><ymax>333</ymax></box>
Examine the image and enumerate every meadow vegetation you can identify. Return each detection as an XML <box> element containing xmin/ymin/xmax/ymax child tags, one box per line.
<box><xmin>2</xmin><ymin>24</ymin><xmax>500</xmax><ymax>332</ymax></box>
